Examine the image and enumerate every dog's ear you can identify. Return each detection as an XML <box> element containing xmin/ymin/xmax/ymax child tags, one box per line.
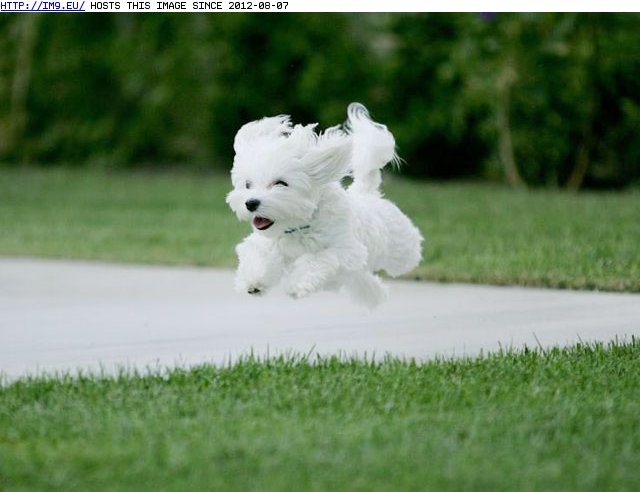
<box><xmin>301</xmin><ymin>129</ymin><xmax>352</xmax><ymax>185</ymax></box>
<box><xmin>234</xmin><ymin>115</ymin><xmax>292</xmax><ymax>153</ymax></box>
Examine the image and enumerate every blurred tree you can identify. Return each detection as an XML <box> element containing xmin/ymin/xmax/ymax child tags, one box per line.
<box><xmin>207</xmin><ymin>13</ymin><xmax>374</xmax><ymax>164</ymax></box>
<box><xmin>9</xmin><ymin>16</ymin><xmax>39</xmax><ymax>162</ymax></box>
<box><xmin>382</xmin><ymin>13</ymin><xmax>640</xmax><ymax>188</ymax></box>
<box><xmin>0</xmin><ymin>15</ymin><xmax>38</xmax><ymax>160</ymax></box>
<box><xmin>0</xmin><ymin>13</ymin><xmax>638</xmax><ymax>188</ymax></box>
<box><xmin>381</xmin><ymin>14</ymin><xmax>489</xmax><ymax>179</ymax></box>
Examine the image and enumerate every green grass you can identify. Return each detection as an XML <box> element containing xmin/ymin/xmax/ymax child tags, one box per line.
<box><xmin>1</xmin><ymin>168</ymin><xmax>639</xmax><ymax>291</ymax></box>
<box><xmin>1</xmin><ymin>341</ymin><xmax>639</xmax><ymax>491</ymax></box>
<box><xmin>0</xmin><ymin>168</ymin><xmax>241</xmax><ymax>268</ymax></box>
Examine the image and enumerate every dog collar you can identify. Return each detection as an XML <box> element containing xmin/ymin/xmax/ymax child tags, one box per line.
<box><xmin>284</xmin><ymin>224</ymin><xmax>311</xmax><ymax>235</ymax></box>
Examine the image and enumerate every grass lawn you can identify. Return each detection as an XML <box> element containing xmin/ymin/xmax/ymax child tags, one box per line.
<box><xmin>1</xmin><ymin>341</ymin><xmax>639</xmax><ymax>491</ymax></box>
<box><xmin>0</xmin><ymin>168</ymin><xmax>639</xmax><ymax>291</ymax></box>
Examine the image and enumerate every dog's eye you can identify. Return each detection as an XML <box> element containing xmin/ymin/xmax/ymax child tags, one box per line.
<box><xmin>245</xmin><ymin>181</ymin><xmax>252</xmax><ymax>189</ymax></box>
<box><xmin>274</xmin><ymin>180</ymin><xmax>288</xmax><ymax>187</ymax></box>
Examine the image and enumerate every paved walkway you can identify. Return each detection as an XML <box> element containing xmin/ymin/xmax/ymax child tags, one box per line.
<box><xmin>1</xmin><ymin>257</ymin><xmax>638</xmax><ymax>380</ymax></box>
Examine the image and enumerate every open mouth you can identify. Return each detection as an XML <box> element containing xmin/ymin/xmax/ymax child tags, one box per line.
<box><xmin>252</xmin><ymin>216</ymin><xmax>274</xmax><ymax>231</ymax></box>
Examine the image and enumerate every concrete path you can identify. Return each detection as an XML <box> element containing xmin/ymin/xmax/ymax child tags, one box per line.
<box><xmin>1</xmin><ymin>257</ymin><xmax>638</xmax><ymax>380</ymax></box>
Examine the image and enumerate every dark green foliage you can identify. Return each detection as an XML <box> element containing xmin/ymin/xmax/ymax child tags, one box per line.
<box><xmin>206</xmin><ymin>14</ymin><xmax>374</xmax><ymax>164</ymax></box>
<box><xmin>0</xmin><ymin>13</ymin><xmax>372</xmax><ymax>169</ymax></box>
<box><xmin>1</xmin><ymin>341</ymin><xmax>640</xmax><ymax>490</ymax></box>
<box><xmin>381</xmin><ymin>14</ymin><xmax>489</xmax><ymax>179</ymax></box>
<box><xmin>384</xmin><ymin>13</ymin><xmax>640</xmax><ymax>187</ymax></box>
<box><xmin>1</xmin><ymin>13</ymin><xmax>639</xmax><ymax>188</ymax></box>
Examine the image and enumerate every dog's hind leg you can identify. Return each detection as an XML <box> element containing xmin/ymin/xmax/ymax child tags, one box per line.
<box><xmin>344</xmin><ymin>271</ymin><xmax>388</xmax><ymax>308</ymax></box>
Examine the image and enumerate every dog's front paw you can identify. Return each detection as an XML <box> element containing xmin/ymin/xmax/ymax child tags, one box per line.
<box><xmin>284</xmin><ymin>283</ymin><xmax>313</xmax><ymax>300</ymax></box>
<box><xmin>281</xmin><ymin>252</ymin><xmax>339</xmax><ymax>301</ymax></box>
<box><xmin>247</xmin><ymin>285</ymin><xmax>265</xmax><ymax>296</ymax></box>
<box><xmin>282</xmin><ymin>276</ymin><xmax>318</xmax><ymax>300</ymax></box>
<box><xmin>235</xmin><ymin>276</ymin><xmax>268</xmax><ymax>297</ymax></box>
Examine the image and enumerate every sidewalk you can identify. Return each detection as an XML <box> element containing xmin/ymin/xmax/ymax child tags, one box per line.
<box><xmin>1</xmin><ymin>257</ymin><xmax>638</xmax><ymax>380</ymax></box>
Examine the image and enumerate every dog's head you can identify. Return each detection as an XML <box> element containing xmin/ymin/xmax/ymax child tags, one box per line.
<box><xmin>226</xmin><ymin>115</ymin><xmax>351</xmax><ymax>236</ymax></box>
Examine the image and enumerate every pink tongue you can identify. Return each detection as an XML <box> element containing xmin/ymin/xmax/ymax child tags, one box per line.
<box><xmin>253</xmin><ymin>217</ymin><xmax>272</xmax><ymax>229</ymax></box>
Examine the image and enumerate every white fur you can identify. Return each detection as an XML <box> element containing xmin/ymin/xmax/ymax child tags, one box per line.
<box><xmin>226</xmin><ymin>103</ymin><xmax>423</xmax><ymax>308</ymax></box>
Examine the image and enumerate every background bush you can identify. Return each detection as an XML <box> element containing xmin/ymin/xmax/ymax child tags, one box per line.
<box><xmin>1</xmin><ymin>13</ymin><xmax>638</xmax><ymax>188</ymax></box>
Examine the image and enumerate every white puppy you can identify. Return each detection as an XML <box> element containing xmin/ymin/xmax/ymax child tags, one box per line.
<box><xmin>226</xmin><ymin>103</ymin><xmax>423</xmax><ymax>307</ymax></box>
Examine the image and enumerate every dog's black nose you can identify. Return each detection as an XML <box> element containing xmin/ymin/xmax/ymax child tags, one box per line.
<box><xmin>245</xmin><ymin>199</ymin><xmax>260</xmax><ymax>212</ymax></box>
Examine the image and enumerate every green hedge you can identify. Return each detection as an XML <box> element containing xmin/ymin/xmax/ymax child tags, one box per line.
<box><xmin>1</xmin><ymin>13</ymin><xmax>639</xmax><ymax>188</ymax></box>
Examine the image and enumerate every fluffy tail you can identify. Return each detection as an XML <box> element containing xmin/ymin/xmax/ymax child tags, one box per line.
<box><xmin>344</xmin><ymin>103</ymin><xmax>398</xmax><ymax>195</ymax></box>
